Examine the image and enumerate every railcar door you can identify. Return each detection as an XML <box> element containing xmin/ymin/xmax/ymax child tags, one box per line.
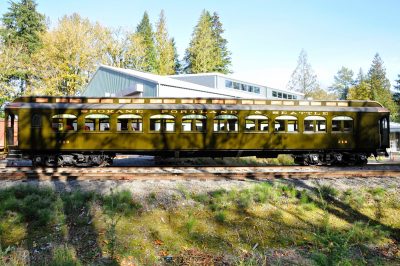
<box><xmin>5</xmin><ymin>113</ymin><xmax>18</xmax><ymax>149</ymax></box>
<box><xmin>379</xmin><ymin>116</ymin><xmax>389</xmax><ymax>148</ymax></box>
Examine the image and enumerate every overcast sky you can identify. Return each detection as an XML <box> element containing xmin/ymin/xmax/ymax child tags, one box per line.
<box><xmin>1</xmin><ymin>0</ymin><xmax>399</xmax><ymax>90</ymax></box>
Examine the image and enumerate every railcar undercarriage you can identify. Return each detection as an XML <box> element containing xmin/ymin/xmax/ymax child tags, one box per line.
<box><xmin>292</xmin><ymin>152</ymin><xmax>370</xmax><ymax>166</ymax></box>
<box><xmin>31</xmin><ymin>153</ymin><xmax>115</xmax><ymax>167</ymax></box>
<box><xmin>21</xmin><ymin>150</ymin><xmax>376</xmax><ymax>167</ymax></box>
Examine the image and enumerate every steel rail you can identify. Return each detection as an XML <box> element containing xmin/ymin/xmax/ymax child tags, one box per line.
<box><xmin>0</xmin><ymin>165</ymin><xmax>399</xmax><ymax>181</ymax></box>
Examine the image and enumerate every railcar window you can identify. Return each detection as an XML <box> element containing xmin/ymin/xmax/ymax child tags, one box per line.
<box><xmin>182</xmin><ymin>115</ymin><xmax>206</xmax><ymax>132</ymax></box>
<box><xmin>52</xmin><ymin>114</ymin><xmax>77</xmax><ymax>132</ymax></box>
<box><xmin>245</xmin><ymin>115</ymin><xmax>268</xmax><ymax>132</ymax></box>
<box><xmin>275</xmin><ymin>115</ymin><xmax>298</xmax><ymax>132</ymax></box>
<box><xmin>84</xmin><ymin>114</ymin><xmax>109</xmax><ymax>131</ymax></box>
<box><xmin>214</xmin><ymin>115</ymin><xmax>238</xmax><ymax>132</ymax></box>
<box><xmin>31</xmin><ymin>114</ymin><xmax>42</xmax><ymax>128</ymax></box>
<box><xmin>117</xmin><ymin>114</ymin><xmax>142</xmax><ymax>131</ymax></box>
<box><xmin>150</xmin><ymin>114</ymin><xmax>175</xmax><ymax>132</ymax></box>
<box><xmin>304</xmin><ymin>116</ymin><xmax>326</xmax><ymax>133</ymax></box>
<box><xmin>332</xmin><ymin>116</ymin><xmax>353</xmax><ymax>132</ymax></box>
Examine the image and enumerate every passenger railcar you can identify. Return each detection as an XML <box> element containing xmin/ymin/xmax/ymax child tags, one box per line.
<box><xmin>4</xmin><ymin>96</ymin><xmax>389</xmax><ymax>166</ymax></box>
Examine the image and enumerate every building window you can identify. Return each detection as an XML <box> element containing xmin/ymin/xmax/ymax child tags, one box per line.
<box><xmin>245</xmin><ymin>115</ymin><xmax>269</xmax><ymax>132</ymax></box>
<box><xmin>304</xmin><ymin>116</ymin><xmax>326</xmax><ymax>133</ymax></box>
<box><xmin>182</xmin><ymin>115</ymin><xmax>207</xmax><ymax>132</ymax></box>
<box><xmin>214</xmin><ymin>115</ymin><xmax>238</xmax><ymax>132</ymax></box>
<box><xmin>233</xmin><ymin>82</ymin><xmax>240</xmax><ymax>90</ymax></box>
<box><xmin>117</xmin><ymin>114</ymin><xmax>142</xmax><ymax>131</ymax></box>
<box><xmin>254</xmin><ymin>87</ymin><xmax>260</xmax><ymax>93</ymax></box>
<box><xmin>248</xmin><ymin>86</ymin><xmax>254</xmax><ymax>92</ymax></box>
<box><xmin>277</xmin><ymin>92</ymin><xmax>282</xmax><ymax>98</ymax></box>
<box><xmin>150</xmin><ymin>114</ymin><xmax>175</xmax><ymax>132</ymax></box>
<box><xmin>274</xmin><ymin>115</ymin><xmax>298</xmax><ymax>132</ymax></box>
<box><xmin>288</xmin><ymin>95</ymin><xmax>293</xmax><ymax>99</ymax></box>
<box><xmin>241</xmin><ymin>84</ymin><xmax>248</xmax><ymax>91</ymax></box>
<box><xmin>272</xmin><ymin>91</ymin><xmax>277</xmax><ymax>97</ymax></box>
<box><xmin>293</xmin><ymin>95</ymin><xmax>297</xmax><ymax>100</ymax></box>
<box><xmin>332</xmin><ymin>116</ymin><xmax>353</xmax><ymax>132</ymax></box>
<box><xmin>52</xmin><ymin>114</ymin><xmax>77</xmax><ymax>132</ymax></box>
<box><xmin>225</xmin><ymin>80</ymin><xmax>233</xmax><ymax>88</ymax></box>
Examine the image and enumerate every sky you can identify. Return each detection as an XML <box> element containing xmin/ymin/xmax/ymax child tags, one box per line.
<box><xmin>1</xmin><ymin>0</ymin><xmax>399</xmax><ymax>90</ymax></box>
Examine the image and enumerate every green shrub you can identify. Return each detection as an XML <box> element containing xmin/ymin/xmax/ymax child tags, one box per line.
<box><xmin>214</xmin><ymin>211</ymin><xmax>227</xmax><ymax>224</ymax></box>
<box><xmin>236</xmin><ymin>190</ymin><xmax>253</xmax><ymax>211</ymax></box>
<box><xmin>49</xmin><ymin>245</ymin><xmax>82</xmax><ymax>266</ymax></box>
<box><xmin>184</xmin><ymin>214</ymin><xmax>197</xmax><ymax>234</ymax></box>
<box><xmin>319</xmin><ymin>185</ymin><xmax>339</xmax><ymax>200</ymax></box>
<box><xmin>102</xmin><ymin>190</ymin><xmax>142</xmax><ymax>217</ymax></box>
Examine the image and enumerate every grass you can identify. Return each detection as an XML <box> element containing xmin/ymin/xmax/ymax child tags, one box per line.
<box><xmin>0</xmin><ymin>182</ymin><xmax>399</xmax><ymax>265</ymax></box>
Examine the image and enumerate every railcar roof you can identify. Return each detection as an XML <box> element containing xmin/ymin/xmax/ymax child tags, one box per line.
<box><xmin>9</xmin><ymin>96</ymin><xmax>384</xmax><ymax>108</ymax></box>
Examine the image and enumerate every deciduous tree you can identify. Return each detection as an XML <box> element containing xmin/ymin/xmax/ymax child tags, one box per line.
<box><xmin>286</xmin><ymin>49</ymin><xmax>319</xmax><ymax>97</ymax></box>
<box><xmin>35</xmin><ymin>13</ymin><xmax>107</xmax><ymax>96</ymax></box>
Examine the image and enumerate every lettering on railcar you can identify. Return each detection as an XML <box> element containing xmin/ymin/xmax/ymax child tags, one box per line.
<box><xmin>80</xmin><ymin>109</ymin><xmax>329</xmax><ymax>116</ymax></box>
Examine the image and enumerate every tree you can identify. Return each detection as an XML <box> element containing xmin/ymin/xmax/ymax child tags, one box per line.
<box><xmin>154</xmin><ymin>10</ymin><xmax>175</xmax><ymax>75</ymax></box>
<box><xmin>348</xmin><ymin>54</ymin><xmax>398</xmax><ymax>120</ymax></box>
<box><xmin>307</xmin><ymin>86</ymin><xmax>336</xmax><ymax>100</ymax></box>
<box><xmin>0</xmin><ymin>0</ymin><xmax>46</xmax><ymax>54</ymax></box>
<box><xmin>184</xmin><ymin>10</ymin><xmax>231</xmax><ymax>74</ymax></box>
<box><xmin>367</xmin><ymin>53</ymin><xmax>397</xmax><ymax>120</ymax></box>
<box><xmin>286</xmin><ymin>49</ymin><xmax>319</xmax><ymax>97</ymax></box>
<box><xmin>354</xmin><ymin>68</ymin><xmax>366</xmax><ymax>85</ymax></box>
<box><xmin>135</xmin><ymin>12</ymin><xmax>157</xmax><ymax>73</ymax></box>
<box><xmin>125</xmin><ymin>33</ymin><xmax>148</xmax><ymax>71</ymax></box>
<box><xmin>99</xmin><ymin>27</ymin><xmax>130</xmax><ymax>69</ymax></box>
<box><xmin>171</xmin><ymin>38</ymin><xmax>182</xmax><ymax>74</ymax></box>
<box><xmin>393</xmin><ymin>74</ymin><xmax>400</xmax><ymax>102</ymax></box>
<box><xmin>34</xmin><ymin>13</ymin><xmax>107</xmax><ymax>96</ymax></box>
<box><xmin>0</xmin><ymin>0</ymin><xmax>46</xmax><ymax>96</ymax></box>
<box><xmin>330</xmin><ymin>67</ymin><xmax>354</xmax><ymax>100</ymax></box>
<box><xmin>211</xmin><ymin>12</ymin><xmax>232</xmax><ymax>74</ymax></box>
<box><xmin>347</xmin><ymin>81</ymin><xmax>372</xmax><ymax>100</ymax></box>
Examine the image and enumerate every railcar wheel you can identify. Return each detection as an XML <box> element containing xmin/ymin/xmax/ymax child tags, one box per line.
<box><xmin>44</xmin><ymin>156</ymin><xmax>57</xmax><ymax>167</ymax></box>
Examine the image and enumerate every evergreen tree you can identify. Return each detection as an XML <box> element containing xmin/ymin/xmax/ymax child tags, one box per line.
<box><xmin>0</xmin><ymin>0</ymin><xmax>46</xmax><ymax>95</ymax></box>
<box><xmin>136</xmin><ymin>12</ymin><xmax>157</xmax><ymax>73</ymax></box>
<box><xmin>211</xmin><ymin>12</ymin><xmax>232</xmax><ymax>74</ymax></box>
<box><xmin>1</xmin><ymin>0</ymin><xmax>46</xmax><ymax>54</ymax></box>
<box><xmin>184</xmin><ymin>10</ymin><xmax>216</xmax><ymax>73</ymax></box>
<box><xmin>184</xmin><ymin>10</ymin><xmax>231</xmax><ymax>74</ymax></box>
<box><xmin>286</xmin><ymin>49</ymin><xmax>319</xmax><ymax>97</ymax></box>
<box><xmin>393</xmin><ymin>74</ymin><xmax>400</xmax><ymax>102</ymax></box>
<box><xmin>367</xmin><ymin>53</ymin><xmax>397</xmax><ymax>120</ymax></box>
<box><xmin>355</xmin><ymin>68</ymin><xmax>366</xmax><ymax>85</ymax></box>
<box><xmin>171</xmin><ymin>38</ymin><xmax>182</xmax><ymax>74</ymax></box>
<box><xmin>155</xmin><ymin>10</ymin><xmax>175</xmax><ymax>75</ymax></box>
<box><xmin>329</xmin><ymin>66</ymin><xmax>354</xmax><ymax>100</ymax></box>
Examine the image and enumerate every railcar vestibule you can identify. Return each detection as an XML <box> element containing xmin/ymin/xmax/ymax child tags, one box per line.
<box><xmin>41</xmin><ymin>112</ymin><xmax>354</xmax><ymax>134</ymax></box>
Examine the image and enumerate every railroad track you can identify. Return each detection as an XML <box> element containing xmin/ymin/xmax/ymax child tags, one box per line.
<box><xmin>1</xmin><ymin>165</ymin><xmax>400</xmax><ymax>181</ymax></box>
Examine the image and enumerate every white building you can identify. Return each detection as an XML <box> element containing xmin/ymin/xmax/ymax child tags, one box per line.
<box><xmin>82</xmin><ymin>65</ymin><xmax>303</xmax><ymax>100</ymax></box>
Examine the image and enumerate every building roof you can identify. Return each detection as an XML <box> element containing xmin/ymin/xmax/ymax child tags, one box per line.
<box><xmin>84</xmin><ymin>65</ymin><xmax>267</xmax><ymax>99</ymax></box>
<box><xmin>390</xmin><ymin>122</ymin><xmax>400</xmax><ymax>133</ymax></box>
<box><xmin>169</xmin><ymin>72</ymin><xmax>304</xmax><ymax>96</ymax></box>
